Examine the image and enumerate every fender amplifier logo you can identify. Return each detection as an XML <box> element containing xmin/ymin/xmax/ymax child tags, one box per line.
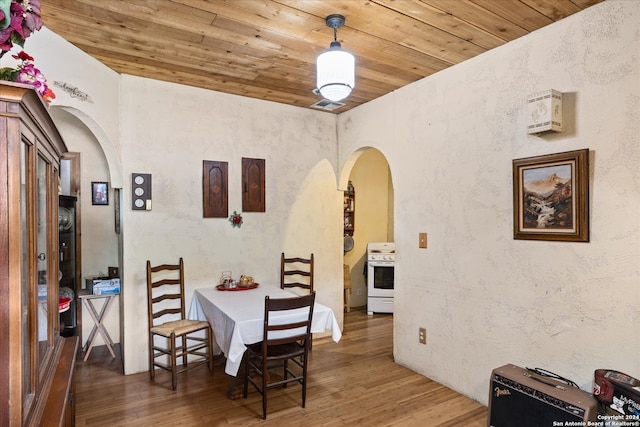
<box><xmin>494</xmin><ymin>387</ymin><xmax>512</xmax><ymax>398</ymax></box>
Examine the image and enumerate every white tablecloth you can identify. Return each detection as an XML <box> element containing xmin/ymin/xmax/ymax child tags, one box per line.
<box><xmin>188</xmin><ymin>285</ymin><xmax>342</xmax><ymax>376</ymax></box>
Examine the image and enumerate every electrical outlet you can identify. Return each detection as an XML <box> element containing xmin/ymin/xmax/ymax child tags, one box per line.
<box><xmin>419</xmin><ymin>327</ymin><xmax>427</xmax><ymax>344</ymax></box>
<box><xmin>356</xmin><ymin>288</ymin><xmax>361</xmax><ymax>296</ymax></box>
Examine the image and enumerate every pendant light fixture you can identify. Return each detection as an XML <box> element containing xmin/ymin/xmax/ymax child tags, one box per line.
<box><xmin>316</xmin><ymin>14</ymin><xmax>355</xmax><ymax>102</ymax></box>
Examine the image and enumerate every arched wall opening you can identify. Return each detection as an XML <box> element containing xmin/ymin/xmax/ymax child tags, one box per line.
<box><xmin>339</xmin><ymin>147</ymin><xmax>394</xmax><ymax>310</ymax></box>
<box><xmin>53</xmin><ymin>105</ymin><xmax>123</xmax><ymax>188</ymax></box>
<box><xmin>50</xmin><ymin>105</ymin><xmax>124</xmax><ymax>371</ymax></box>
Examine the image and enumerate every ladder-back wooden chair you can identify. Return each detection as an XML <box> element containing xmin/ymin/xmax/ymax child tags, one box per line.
<box><xmin>280</xmin><ymin>253</ymin><xmax>314</xmax><ymax>293</ymax></box>
<box><xmin>280</xmin><ymin>252</ymin><xmax>314</xmax><ymax>349</ymax></box>
<box><xmin>243</xmin><ymin>292</ymin><xmax>316</xmax><ymax>419</ymax></box>
<box><xmin>146</xmin><ymin>258</ymin><xmax>214</xmax><ymax>390</ymax></box>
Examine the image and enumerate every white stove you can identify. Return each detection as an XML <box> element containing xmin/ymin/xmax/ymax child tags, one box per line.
<box><xmin>367</xmin><ymin>242</ymin><xmax>395</xmax><ymax>315</ymax></box>
<box><xmin>367</xmin><ymin>242</ymin><xmax>396</xmax><ymax>263</ymax></box>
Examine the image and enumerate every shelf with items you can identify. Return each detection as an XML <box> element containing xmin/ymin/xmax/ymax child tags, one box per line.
<box><xmin>59</xmin><ymin>195</ymin><xmax>79</xmax><ymax>338</ymax></box>
<box><xmin>344</xmin><ymin>181</ymin><xmax>355</xmax><ymax>236</ymax></box>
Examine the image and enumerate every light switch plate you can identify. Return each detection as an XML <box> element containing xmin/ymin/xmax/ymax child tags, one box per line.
<box><xmin>419</xmin><ymin>232</ymin><xmax>427</xmax><ymax>248</ymax></box>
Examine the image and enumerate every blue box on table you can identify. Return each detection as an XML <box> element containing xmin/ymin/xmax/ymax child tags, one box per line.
<box><xmin>85</xmin><ymin>277</ymin><xmax>120</xmax><ymax>295</ymax></box>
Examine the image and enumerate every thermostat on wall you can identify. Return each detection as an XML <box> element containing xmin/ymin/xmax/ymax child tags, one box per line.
<box><xmin>132</xmin><ymin>173</ymin><xmax>152</xmax><ymax>210</ymax></box>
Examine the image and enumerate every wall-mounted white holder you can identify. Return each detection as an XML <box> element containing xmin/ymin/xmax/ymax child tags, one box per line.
<box><xmin>527</xmin><ymin>89</ymin><xmax>563</xmax><ymax>134</ymax></box>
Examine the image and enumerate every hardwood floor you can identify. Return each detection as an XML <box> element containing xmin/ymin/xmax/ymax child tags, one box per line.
<box><xmin>75</xmin><ymin>307</ymin><xmax>488</xmax><ymax>426</ymax></box>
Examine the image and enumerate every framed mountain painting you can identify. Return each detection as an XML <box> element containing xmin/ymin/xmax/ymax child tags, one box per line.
<box><xmin>513</xmin><ymin>149</ymin><xmax>589</xmax><ymax>242</ymax></box>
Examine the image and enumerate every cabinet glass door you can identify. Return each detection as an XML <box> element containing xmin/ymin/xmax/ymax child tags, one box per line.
<box><xmin>20</xmin><ymin>142</ymin><xmax>33</xmax><ymax>410</ymax></box>
<box><xmin>36</xmin><ymin>153</ymin><xmax>50</xmax><ymax>369</ymax></box>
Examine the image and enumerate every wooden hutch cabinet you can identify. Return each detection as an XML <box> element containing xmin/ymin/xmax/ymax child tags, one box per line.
<box><xmin>0</xmin><ymin>82</ymin><xmax>79</xmax><ymax>426</ymax></box>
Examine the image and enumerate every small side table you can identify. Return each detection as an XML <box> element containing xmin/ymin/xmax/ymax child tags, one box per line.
<box><xmin>78</xmin><ymin>290</ymin><xmax>119</xmax><ymax>361</ymax></box>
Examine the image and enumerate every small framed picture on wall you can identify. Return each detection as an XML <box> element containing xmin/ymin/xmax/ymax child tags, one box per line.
<box><xmin>92</xmin><ymin>181</ymin><xmax>109</xmax><ymax>205</ymax></box>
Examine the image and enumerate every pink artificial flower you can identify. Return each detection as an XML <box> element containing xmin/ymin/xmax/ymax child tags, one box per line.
<box><xmin>7</xmin><ymin>1</ymin><xmax>27</xmax><ymax>40</ymax></box>
<box><xmin>1</xmin><ymin>50</ymin><xmax>55</xmax><ymax>102</ymax></box>
<box><xmin>16</xmin><ymin>63</ymin><xmax>48</xmax><ymax>95</ymax></box>
<box><xmin>22</xmin><ymin>0</ymin><xmax>43</xmax><ymax>34</ymax></box>
<box><xmin>0</xmin><ymin>0</ymin><xmax>43</xmax><ymax>54</ymax></box>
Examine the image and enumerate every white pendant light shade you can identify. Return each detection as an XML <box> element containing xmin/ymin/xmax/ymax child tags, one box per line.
<box><xmin>315</xmin><ymin>14</ymin><xmax>355</xmax><ymax>103</ymax></box>
<box><xmin>317</xmin><ymin>44</ymin><xmax>355</xmax><ymax>102</ymax></box>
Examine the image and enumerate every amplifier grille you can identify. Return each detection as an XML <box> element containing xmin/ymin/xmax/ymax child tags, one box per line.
<box><xmin>493</xmin><ymin>373</ymin><xmax>586</xmax><ymax>418</ymax></box>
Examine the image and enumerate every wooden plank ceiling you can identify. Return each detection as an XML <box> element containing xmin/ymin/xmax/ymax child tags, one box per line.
<box><xmin>40</xmin><ymin>0</ymin><xmax>603</xmax><ymax>113</ymax></box>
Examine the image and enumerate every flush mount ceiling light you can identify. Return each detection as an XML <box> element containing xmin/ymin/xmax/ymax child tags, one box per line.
<box><xmin>316</xmin><ymin>14</ymin><xmax>355</xmax><ymax>102</ymax></box>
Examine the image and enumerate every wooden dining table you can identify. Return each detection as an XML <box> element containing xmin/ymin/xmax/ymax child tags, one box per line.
<box><xmin>188</xmin><ymin>284</ymin><xmax>342</xmax><ymax>377</ymax></box>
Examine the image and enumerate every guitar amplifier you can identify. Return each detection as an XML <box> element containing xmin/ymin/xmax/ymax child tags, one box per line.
<box><xmin>488</xmin><ymin>364</ymin><xmax>598</xmax><ymax>427</ymax></box>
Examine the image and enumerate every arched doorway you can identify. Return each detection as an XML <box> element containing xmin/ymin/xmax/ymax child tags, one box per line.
<box><xmin>341</xmin><ymin>148</ymin><xmax>394</xmax><ymax>314</ymax></box>
<box><xmin>50</xmin><ymin>106</ymin><xmax>124</xmax><ymax>372</ymax></box>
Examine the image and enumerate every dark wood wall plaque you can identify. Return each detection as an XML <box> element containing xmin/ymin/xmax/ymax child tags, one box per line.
<box><xmin>203</xmin><ymin>160</ymin><xmax>228</xmax><ymax>218</ymax></box>
<box><xmin>242</xmin><ymin>157</ymin><xmax>265</xmax><ymax>212</ymax></box>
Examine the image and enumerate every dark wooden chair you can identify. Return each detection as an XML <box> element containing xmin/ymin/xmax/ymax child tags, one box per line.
<box><xmin>146</xmin><ymin>258</ymin><xmax>214</xmax><ymax>390</ymax></box>
<box><xmin>243</xmin><ymin>292</ymin><xmax>316</xmax><ymax>419</ymax></box>
<box><xmin>280</xmin><ymin>253</ymin><xmax>314</xmax><ymax>292</ymax></box>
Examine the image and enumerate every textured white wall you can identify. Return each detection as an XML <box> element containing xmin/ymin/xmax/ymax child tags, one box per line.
<box><xmin>118</xmin><ymin>76</ymin><xmax>342</xmax><ymax>374</ymax></box>
<box><xmin>338</xmin><ymin>0</ymin><xmax>639</xmax><ymax>404</ymax></box>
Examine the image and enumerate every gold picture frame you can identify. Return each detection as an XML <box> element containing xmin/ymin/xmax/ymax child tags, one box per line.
<box><xmin>513</xmin><ymin>149</ymin><xmax>589</xmax><ymax>242</ymax></box>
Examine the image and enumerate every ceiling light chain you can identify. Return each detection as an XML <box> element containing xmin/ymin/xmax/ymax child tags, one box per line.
<box><xmin>316</xmin><ymin>14</ymin><xmax>355</xmax><ymax>103</ymax></box>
